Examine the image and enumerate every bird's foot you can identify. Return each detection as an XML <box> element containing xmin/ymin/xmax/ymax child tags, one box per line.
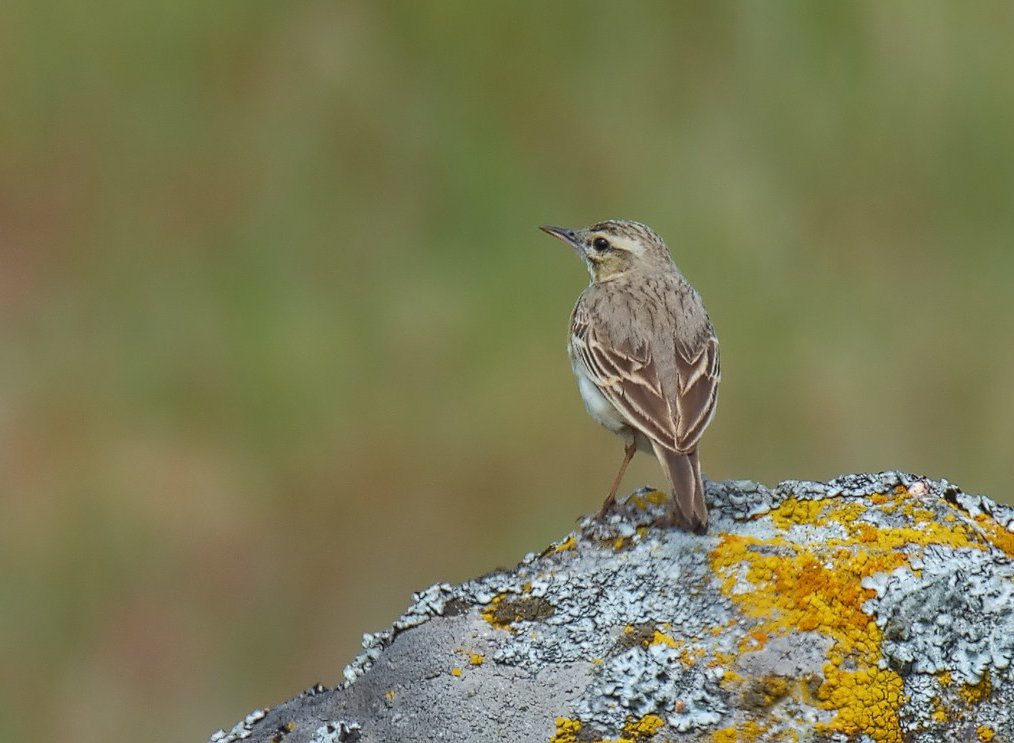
<box><xmin>592</xmin><ymin>493</ymin><xmax>620</xmax><ymax>521</ymax></box>
<box><xmin>651</xmin><ymin>512</ymin><xmax>708</xmax><ymax>534</ymax></box>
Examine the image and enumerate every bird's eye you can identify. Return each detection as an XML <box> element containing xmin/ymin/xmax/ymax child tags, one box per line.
<box><xmin>592</xmin><ymin>237</ymin><xmax>610</xmax><ymax>251</ymax></box>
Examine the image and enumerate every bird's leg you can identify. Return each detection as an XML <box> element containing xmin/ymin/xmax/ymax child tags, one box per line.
<box><xmin>595</xmin><ymin>440</ymin><xmax>637</xmax><ymax>519</ymax></box>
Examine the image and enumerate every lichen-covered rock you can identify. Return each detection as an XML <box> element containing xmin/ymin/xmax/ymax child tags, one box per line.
<box><xmin>209</xmin><ymin>473</ymin><xmax>1014</xmax><ymax>743</ymax></box>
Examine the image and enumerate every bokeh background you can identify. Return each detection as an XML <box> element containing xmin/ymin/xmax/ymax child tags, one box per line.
<box><xmin>3</xmin><ymin>3</ymin><xmax>1014</xmax><ymax>740</ymax></box>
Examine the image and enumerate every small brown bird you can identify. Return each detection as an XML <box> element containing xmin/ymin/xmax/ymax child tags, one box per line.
<box><xmin>541</xmin><ymin>220</ymin><xmax>720</xmax><ymax>533</ymax></box>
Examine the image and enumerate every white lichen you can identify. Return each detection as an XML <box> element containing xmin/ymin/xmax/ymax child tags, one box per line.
<box><xmin>310</xmin><ymin>721</ymin><xmax>361</xmax><ymax>743</ymax></box>
<box><xmin>208</xmin><ymin>708</ymin><xmax>268</xmax><ymax>743</ymax></box>
<box><xmin>576</xmin><ymin>644</ymin><xmax>726</xmax><ymax>732</ymax></box>
<box><xmin>863</xmin><ymin>544</ymin><xmax>1014</xmax><ymax>684</ymax></box>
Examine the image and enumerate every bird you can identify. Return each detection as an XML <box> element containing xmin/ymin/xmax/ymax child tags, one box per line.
<box><xmin>540</xmin><ymin>220</ymin><xmax>720</xmax><ymax>533</ymax></box>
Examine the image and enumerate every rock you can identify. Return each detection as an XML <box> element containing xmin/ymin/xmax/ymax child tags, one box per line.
<box><xmin>208</xmin><ymin>472</ymin><xmax>1014</xmax><ymax>743</ymax></box>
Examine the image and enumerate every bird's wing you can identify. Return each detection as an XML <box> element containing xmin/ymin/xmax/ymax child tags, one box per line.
<box><xmin>571</xmin><ymin>312</ymin><xmax>719</xmax><ymax>454</ymax></box>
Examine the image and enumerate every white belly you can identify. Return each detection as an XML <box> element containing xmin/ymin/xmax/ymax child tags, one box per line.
<box><xmin>574</xmin><ymin>365</ymin><xmax>629</xmax><ymax>434</ymax></box>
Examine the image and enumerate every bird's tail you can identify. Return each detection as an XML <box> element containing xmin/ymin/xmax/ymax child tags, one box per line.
<box><xmin>651</xmin><ymin>444</ymin><xmax>709</xmax><ymax>534</ymax></box>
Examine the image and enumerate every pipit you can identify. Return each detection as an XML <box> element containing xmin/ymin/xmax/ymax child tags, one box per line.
<box><xmin>541</xmin><ymin>220</ymin><xmax>720</xmax><ymax>533</ymax></box>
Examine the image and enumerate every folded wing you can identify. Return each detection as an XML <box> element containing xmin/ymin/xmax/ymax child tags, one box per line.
<box><xmin>571</xmin><ymin>310</ymin><xmax>719</xmax><ymax>454</ymax></box>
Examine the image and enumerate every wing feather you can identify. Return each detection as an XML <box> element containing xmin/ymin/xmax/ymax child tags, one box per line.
<box><xmin>573</xmin><ymin>309</ymin><xmax>719</xmax><ymax>454</ymax></box>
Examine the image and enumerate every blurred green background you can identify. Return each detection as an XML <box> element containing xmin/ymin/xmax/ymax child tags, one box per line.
<box><xmin>2</xmin><ymin>2</ymin><xmax>1013</xmax><ymax>740</ymax></box>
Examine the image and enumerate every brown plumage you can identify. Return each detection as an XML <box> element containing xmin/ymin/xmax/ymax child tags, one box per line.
<box><xmin>541</xmin><ymin>220</ymin><xmax>720</xmax><ymax>533</ymax></box>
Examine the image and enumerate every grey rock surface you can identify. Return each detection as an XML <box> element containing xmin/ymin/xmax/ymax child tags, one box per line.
<box><xmin>209</xmin><ymin>473</ymin><xmax>1014</xmax><ymax>743</ymax></box>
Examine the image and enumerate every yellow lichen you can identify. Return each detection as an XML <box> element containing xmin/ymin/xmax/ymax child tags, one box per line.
<box><xmin>481</xmin><ymin>594</ymin><xmax>509</xmax><ymax>629</ymax></box>
<box><xmin>977</xmin><ymin>724</ymin><xmax>996</xmax><ymax>741</ymax></box>
<box><xmin>720</xmin><ymin>669</ymin><xmax>744</xmax><ymax>688</ymax></box>
<box><xmin>549</xmin><ymin>714</ymin><xmax>666</xmax><ymax>743</ymax></box>
<box><xmin>469</xmin><ymin>652</ymin><xmax>484</xmax><ymax>666</ymax></box>
<box><xmin>736</xmin><ymin>630</ymin><xmax>769</xmax><ymax>654</ymax></box>
<box><xmin>650</xmin><ymin>630</ymin><xmax>679</xmax><ymax>649</ymax></box>
<box><xmin>768</xmin><ymin>498</ymin><xmax>827</xmax><ymax>529</ymax></box>
<box><xmin>930</xmin><ymin>696</ymin><xmax>948</xmax><ymax>723</ymax></box>
<box><xmin>621</xmin><ymin>713</ymin><xmax>665</xmax><ymax>739</ymax></box>
<box><xmin>385</xmin><ymin>690</ymin><xmax>396</xmax><ymax>701</ymax></box>
<box><xmin>550</xmin><ymin>717</ymin><xmax>582</xmax><ymax>743</ymax></box>
<box><xmin>450</xmin><ymin>666</ymin><xmax>462</xmax><ymax>677</ymax></box>
<box><xmin>975</xmin><ymin>514</ymin><xmax>1014</xmax><ymax>559</ymax></box>
<box><xmin>553</xmin><ymin>535</ymin><xmax>579</xmax><ymax>553</ymax></box>
<box><xmin>958</xmin><ymin>673</ymin><xmax>992</xmax><ymax>705</ymax></box>
<box><xmin>815</xmin><ymin>651</ymin><xmax>904</xmax><ymax>740</ymax></box>
<box><xmin>680</xmin><ymin>646</ymin><xmax>701</xmax><ymax>666</ymax></box>
<box><xmin>711</xmin><ymin>719</ymin><xmax>767</xmax><ymax>742</ymax></box>
<box><xmin>708</xmin><ymin>487</ymin><xmax>992</xmax><ymax>743</ymax></box>
<box><xmin>630</xmin><ymin>490</ymin><xmax>667</xmax><ymax>510</ymax></box>
<box><xmin>709</xmin><ymin>650</ymin><xmax>736</xmax><ymax>668</ymax></box>
<box><xmin>480</xmin><ymin>592</ymin><xmax>554</xmax><ymax>630</ymax></box>
<box><xmin>744</xmin><ymin>675</ymin><xmax>791</xmax><ymax>708</ymax></box>
<box><xmin>938</xmin><ymin>671</ymin><xmax>952</xmax><ymax>687</ymax></box>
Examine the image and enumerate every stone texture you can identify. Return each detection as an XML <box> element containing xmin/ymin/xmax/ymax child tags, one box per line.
<box><xmin>209</xmin><ymin>472</ymin><xmax>1014</xmax><ymax>743</ymax></box>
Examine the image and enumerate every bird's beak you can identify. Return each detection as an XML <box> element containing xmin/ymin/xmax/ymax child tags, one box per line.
<box><xmin>539</xmin><ymin>225</ymin><xmax>583</xmax><ymax>253</ymax></box>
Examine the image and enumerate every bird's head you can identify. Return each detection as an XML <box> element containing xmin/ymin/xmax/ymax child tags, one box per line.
<box><xmin>540</xmin><ymin>219</ymin><xmax>672</xmax><ymax>282</ymax></box>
